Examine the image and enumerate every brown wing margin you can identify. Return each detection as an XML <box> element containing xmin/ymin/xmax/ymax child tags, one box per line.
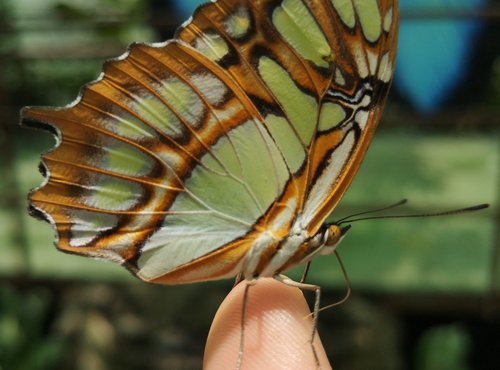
<box><xmin>304</xmin><ymin>0</ymin><xmax>400</xmax><ymax>233</ymax></box>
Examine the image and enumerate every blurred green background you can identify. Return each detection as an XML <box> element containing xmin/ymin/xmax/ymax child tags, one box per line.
<box><xmin>0</xmin><ymin>0</ymin><xmax>499</xmax><ymax>369</ymax></box>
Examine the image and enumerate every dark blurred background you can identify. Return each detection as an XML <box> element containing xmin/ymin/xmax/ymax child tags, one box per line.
<box><xmin>0</xmin><ymin>0</ymin><xmax>499</xmax><ymax>369</ymax></box>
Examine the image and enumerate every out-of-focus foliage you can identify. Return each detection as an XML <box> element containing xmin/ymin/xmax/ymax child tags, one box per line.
<box><xmin>415</xmin><ymin>325</ymin><xmax>472</xmax><ymax>370</ymax></box>
<box><xmin>0</xmin><ymin>286</ymin><xmax>66</xmax><ymax>370</ymax></box>
<box><xmin>491</xmin><ymin>57</ymin><xmax>500</xmax><ymax>105</ymax></box>
<box><xmin>4</xmin><ymin>0</ymin><xmax>155</xmax><ymax>108</ymax></box>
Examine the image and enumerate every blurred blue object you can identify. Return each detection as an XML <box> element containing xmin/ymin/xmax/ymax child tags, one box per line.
<box><xmin>395</xmin><ymin>0</ymin><xmax>486</xmax><ymax>114</ymax></box>
<box><xmin>172</xmin><ymin>0</ymin><xmax>207</xmax><ymax>19</ymax></box>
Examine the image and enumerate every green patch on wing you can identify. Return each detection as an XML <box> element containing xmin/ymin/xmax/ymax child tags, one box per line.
<box><xmin>319</xmin><ymin>102</ymin><xmax>346</xmax><ymax>131</ymax></box>
<box><xmin>225</xmin><ymin>8</ymin><xmax>251</xmax><ymax>38</ymax></box>
<box><xmin>353</xmin><ymin>0</ymin><xmax>382</xmax><ymax>42</ymax></box>
<box><xmin>158</xmin><ymin>77</ymin><xmax>204</xmax><ymax>127</ymax></box>
<box><xmin>194</xmin><ymin>33</ymin><xmax>230</xmax><ymax>62</ymax></box>
<box><xmin>135</xmin><ymin>96</ymin><xmax>184</xmax><ymax>137</ymax></box>
<box><xmin>335</xmin><ymin>68</ymin><xmax>346</xmax><ymax>86</ymax></box>
<box><xmin>114</xmin><ymin>112</ymin><xmax>158</xmax><ymax>140</ymax></box>
<box><xmin>265</xmin><ymin>114</ymin><xmax>305</xmax><ymax>173</ymax></box>
<box><xmin>182</xmin><ymin>120</ymin><xmax>289</xmax><ymax>220</ymax></box>
<box><xmin>89</xmin><ymin>177</ymin><xmax>143</xmax><ymax>211</ymax></box>
<box><xmin>258</xmin><ymin>57</ymin><xmax>317</xmax><ymax>146</ymax></box>
<box><xmin>273</xmin><ymin>0</ymin><xmax>332</xmax><ymax>68</ymax></box>
<box><xmin>330</xmin><ymin>0</ymin><xmax>356</xmax><ymax>28</ymax></box>
<box><xmin>384</xmin><ymin>6</ymin><xmax>394</xmax><ymax>33</ymax></box>
<box><xmin>104</xmin><ymin>143</ymin><xmax>154</xmax><ymax>176</ymax></box>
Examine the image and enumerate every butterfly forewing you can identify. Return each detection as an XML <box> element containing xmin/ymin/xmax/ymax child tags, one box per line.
<box><xmin>23</xmin><ymin>0</ymin><xmax>398</xmax><ymax>283</ymax></box>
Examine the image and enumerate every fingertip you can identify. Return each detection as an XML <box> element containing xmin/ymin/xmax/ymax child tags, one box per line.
<box><xmin>204</xmin><ymin>278</ymin><xmax>332</xmax><ymax>370</ymax></box>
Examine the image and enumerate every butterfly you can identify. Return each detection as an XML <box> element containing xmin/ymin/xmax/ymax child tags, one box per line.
<box><xmin>23</xmin><ymin>0</ymin><xmax>398</xmax><ymax>298</ymax></box>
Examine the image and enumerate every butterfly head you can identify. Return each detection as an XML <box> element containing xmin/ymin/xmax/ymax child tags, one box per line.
<box><xmin>316</xmin><ymin>224</ymin><xmax>351</xmax><ymax>256</ymax></box>
<box><xmin>325</xmin><ymin>223</ymin><xmax>351</xmax><ymax>245</ymax></box>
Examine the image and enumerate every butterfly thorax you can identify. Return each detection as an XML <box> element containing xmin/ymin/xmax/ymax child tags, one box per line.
<box><xmin>241</xmin><ymin>221</ymin><xmax>346</xmax><ymax>280</ymax></box>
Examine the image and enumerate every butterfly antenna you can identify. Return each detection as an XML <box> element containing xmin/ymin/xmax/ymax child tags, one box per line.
<box><xmin>336</xmin><ymin>199</ymin><xmax>408</xmax><ymax>224</ymax></box>
<box><xmin>340</xmin><ymin>203</ymin><xmax>489</xmax><ymax>224</ymax></box>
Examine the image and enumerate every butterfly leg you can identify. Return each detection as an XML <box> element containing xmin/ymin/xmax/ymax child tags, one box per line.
<box><xmin>235</xmin><ymin>278</ymin><xmax>257</xmax><ymax>370</ymax></box>
<box><xmin>300</xmin><ymin>261</ymin><xmax>312</xmax><ymax>283</ymax></box>
<box><xmin>275</xmin><ymin>274</ymin><xmax>322</xmax><ymax>370</ymax></box>
<box><xmin>317</xmin><ymin>251</ymin><xmax>352</xmax><ymax>312</ymax></box>
<box><xmin>233</xmin><ymin>272</ymin><xmax>243</xmax><ymax>288</ymax></box>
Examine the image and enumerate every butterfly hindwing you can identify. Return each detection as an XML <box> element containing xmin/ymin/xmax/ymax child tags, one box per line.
<box><xmin>23</xmin><ymin>0</ymin><xmax>398</xmax><ymax>283</ymax></box>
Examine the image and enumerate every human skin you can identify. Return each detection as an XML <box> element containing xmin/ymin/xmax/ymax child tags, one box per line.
<box><xmin>204</xmin><ymin>278</ymin><xmax>332</xmax><ymax>370</ymax></box>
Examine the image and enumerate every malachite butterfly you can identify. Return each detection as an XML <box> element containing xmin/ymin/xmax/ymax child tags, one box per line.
<box><xmin>22</xmin><ymin>0</ymin><xmax>399</xmax><ymax>285</ymax></box>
